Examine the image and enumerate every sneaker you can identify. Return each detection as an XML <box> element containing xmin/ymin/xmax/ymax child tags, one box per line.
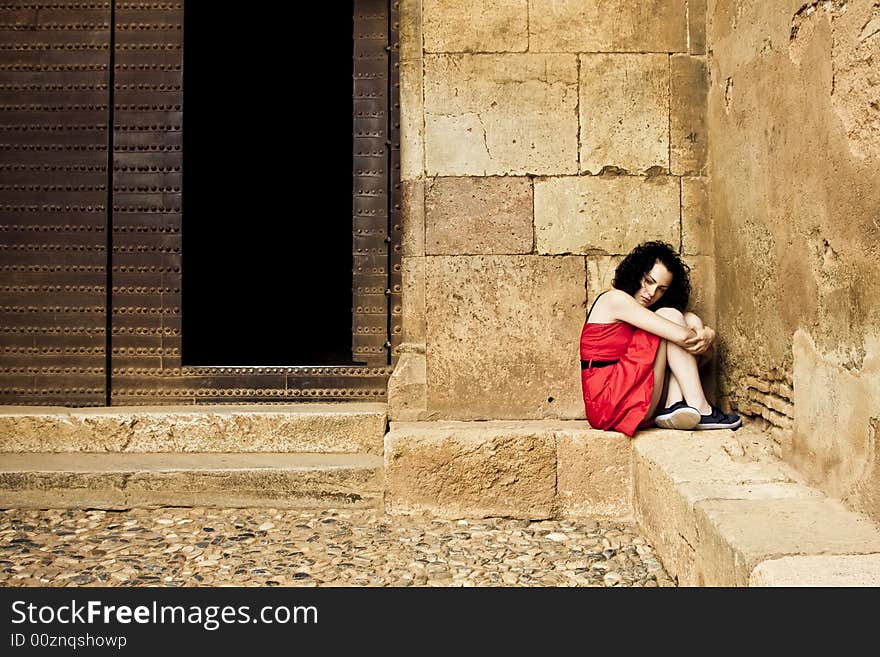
<box><xmin>694</xmin><ymin>406</ymin><xmax>743</xmax><ymax>430</ymax></box>
<box><xmin>654</xmin><ymin>400</ymin><xmax>701</xmax><ymax>430</ymax></box>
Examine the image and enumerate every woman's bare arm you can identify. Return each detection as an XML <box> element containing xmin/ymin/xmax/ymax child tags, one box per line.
<box><xmin>683</xmin><ymin>311</ymin><xmax>715</xmax><ymax>356</ymax></box>
<box><xmin>604</xmin><ymin>290</ymin><xmax>696</xmax><ymax>345</ymax></box>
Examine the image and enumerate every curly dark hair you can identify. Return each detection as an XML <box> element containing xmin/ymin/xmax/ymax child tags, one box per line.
<box><xmin>612</xmin><ymin>241</ymin><xmax>691</xmax><ymax>312</ymax></box>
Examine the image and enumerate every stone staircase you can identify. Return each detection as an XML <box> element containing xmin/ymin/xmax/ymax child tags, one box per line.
<box><xmin>383</xmin><ymin>421</ymin><xmax>880</xmax><ymax>586</ymax></box>
<box><xmin>3</xmin><ymin>407</ymin><xmax>879</xmax><ymax>585</ymax></box>
<box><xmin>0</xmin><ymin>404</ymin><xmax>386</xmax><ymax>510</ymax></box>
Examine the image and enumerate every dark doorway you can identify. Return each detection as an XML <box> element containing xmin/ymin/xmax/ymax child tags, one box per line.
<box><xmin>182</xmin><ymin>3</ymin><xmax>358</xmax><ymax>366</ymax></box>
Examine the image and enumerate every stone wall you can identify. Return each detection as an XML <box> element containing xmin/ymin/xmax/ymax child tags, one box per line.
<box><xmin>392</xmin><ymin>0</ymin><xmax>712</xmax><ymax>421</ymax></box>
<box><xmin>706</xmin><ymin>1</ymin><xmax>880</xmax><ymax>521</ymax></box>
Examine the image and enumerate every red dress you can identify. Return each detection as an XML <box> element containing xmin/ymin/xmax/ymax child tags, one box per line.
<box><xmin>580</xmin><ymin>320</ymin><xmax>661</xmax><ymax>437</ymax></box>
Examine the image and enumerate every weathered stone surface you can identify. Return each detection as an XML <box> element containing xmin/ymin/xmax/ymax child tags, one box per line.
<box><xmin>586</xmin><ymin>255</ymin><xmax>623</xmax><ymax>308</ymax></box>
<box><xmin>681</xmin><ymin>177</ymin><xmax>711</xmax><ymax>256</ymax></box>
<box><xmin>579</xmin><ymin>54</ymin><xmax>670</xmax><ymax>174</ymax></box>
<box><xmin>686</xmin><ymin>255</ymin><xmax>716</xmax><ymax>329</ymax></box>
<box><xmin>556</xmin><ymin>429</ymin><xmax>632</xmax><ymax>520</ymax></box>
<box><xmin>424</xmin><ymin>54</ymin><xmax>578</xmax><ymax>175</ymax></box>
<box><xmin>827</xmin><ymin>1</ymin><xmax>880</xmax><ymax>160</ymax></box>
<box><xmin>425</xmin><ymin>256</ymin><xmax>585</xmax><ymax>419</ymax></box>
<box><xmin>671</xmin><ymin>55</ymin><xmax>708</xmax><ymax>175</ymax></box>
<box><xmin>401</xmin><ymin>256</ymin><xmax>426</xmax><ymax>343</ymax></box>
<box><xmin>535</xmin><ymin>176</ymin><xmax>680</xmax><ymax>255</ymax></box>
<box><xmin>694</xmin><ymin>497</ymin><xmax>880</xmax><ymax>586</ymax></box>
<box><xmin>387</xmin><ymin>351</ymin><xmax>428</xmax><ymax>421</ymax></box>
<box><xmin>750</xmin><ymin>554</ymin><xmax>880</xmax><ymax>587</ymax></box>
<box><xmin>0</xmin><ymin>405</ymin><xmax>388</xmax><ymax>455</ymax></box>
<box><xmin>425</xmin><ymin>176</ymin><xmax>533</xmax><ymax>255</ymax></box>
<box><xmin>399</xmin><ymin>0</ymin><xmax>423</xmax><ymax>62</ymax></box>
<box><xmin>400</xmin><ymin>58</ymin><xmax>425</xmax><ymax>182</ymax></box>
<box><xmin>423</xmin><ymin>0</ymin><xmax>528</xmax><ymax>53</ymax></box>
<box><xmin>402</xmin><ymin>179</ymin><xmax>425</xmax><ymax>257</ymax></box>
<box><xmin>633</xmin><ymin>429</ymin><xmax>801</xmax><ymax>586</ymax></box>
<box><xmin>384</xmin><ymin>421</ymin><xmax>557</xmax><ymax>518</ymax></box>
<box><xmin>791</xmin><ymin>330</ymin><xmax>880</xmax><ymax>520</ymax></box>
<box><xmin>688</xmin><ymin>0</ymin><xmax>707</xmax><ymax>54</ymax></box>
<box><xmin>707</xmin><ymin>1</ymin><xmax>880</xmax><ymax>516</ymax></box>
<box><xmin>529</xmin><ymin>0</ymin><xmax>688</xmax><ymax>53</ymax></box>
<box><xmin>0</xmin><ymin>453</ymin><xmax>384</xmax><ymax>509</ymax></box>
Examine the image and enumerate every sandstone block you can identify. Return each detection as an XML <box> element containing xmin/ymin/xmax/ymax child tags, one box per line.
<box><xmin>401</xmin><ymin>256</ymin><xmax>426</xmax><ymax>343</ymax></box>
<box><xmin>579</xmin><ymin>54</ymin><xmax>670</xmax><ymax>174</ymax></box>
<box><xmin>695</xmin><ymin>497</ymin><xmax>880</xmax><ymax>586</ymax></box>
<box><xmin>384</xmin><ymin>421</ymin><xmax>557</xmax><ymax>518</ymax></box>
<box><xmin>686</xmin><ymin>255</ymin><xmax>716</xmax><ymax>328</ymax></box>
<box><xmin>556</xmin><ymin>428</ymin><xmax>632</xmax><ymax>519</ymax></box>
<box><xmin>671</xmin><ymin>55</ymin><xmax>708</xmax><ymax>175</ymax></box>
<box><xmin>425</xmin><ymin>255</ymin><xmax>585</xmax><ymax>419</ymax></box>
<box><xmin>535</xmin><ymin>176</ymin><xmax>680</xmax><ymax>255</ymax></box>
<box><xmin>586</xmin><ymin>255</ymin><xmax>623</xmax><ymax>308</ymax></box>
<box><xmin>0</xmin><ymin>453</ymin><xmax>384</xmax><ymax>509</ymax></box>
<box><xmin>791</xmin><ymin>330</ymin><xmax>880</xmax><ymax>520</ymax></box>
<box><xmin>425</xmin><ymin>176</ymin><xmax>533</xmax><ymax>255</ymax></box>
<box><xmin>529</xmin><ymin>0</ymin><xmax>687</xmax><ymax>53</ymax></box>
<box><xmin>682</xmin><ymin>177</ymin><xmax>712</xmax><ymax>256</ymax></box>
<box><xmin>400</xmin><ymin>59</ymin><xmax>425</xmax><ymax>182</ymax></box>
<box><xmin>424</xmin><ymin>54</ymin><xmax>578</xmax><ymax>175</ymax></box>
<box><xmin>0</xmin><ymin>405</ymin><xmax>388</xmax><ymax>455</ymax></box>
<box><xmin>633</xmin><ymin>430</ymin><xmax>800</xmax><ymax>586</ymax></box>
<box><xmin>750</xmin><ymin>554</ymin><xmax>880</xmax><ymax>587</ymax></box>
<box><xmin>401</xmin><ymin>179</ymin><xmax>425</xmax><ymax>257</ymax></box>
<box><xmin>688</xmin><ymin>0</ymin><xmax>707</xmax><ymax>54</ymax></box>
<box><xmin>423</xmin><ymin>0</ymin><xmax>528</xmax><ymax>53</ymax></box>
<box><xmin>399</xmin><ymin>0</ymin><xmax>423</xmax><ymax>62</ymax></box>
<box><xmin>387</xmin><ymin>351</ymin><xmax>428</xmax><ymax>421</ymax></box>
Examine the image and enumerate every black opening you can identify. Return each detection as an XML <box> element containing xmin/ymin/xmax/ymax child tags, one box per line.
<box><xmin>182</xmin><ymin>4</ymin><xmax>356</xmax><ymax>365</ymax></box>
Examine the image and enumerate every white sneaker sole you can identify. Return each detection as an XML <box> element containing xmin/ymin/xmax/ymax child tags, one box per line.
<box><xmin>694</xmin><ymin>417</ymin><xmax>743</xmax><ymax>431</ymax></box>
<box><xmin>654</xmin><ymin>406</ymin><xmax>701</xmax><ymax>430</ymax></box>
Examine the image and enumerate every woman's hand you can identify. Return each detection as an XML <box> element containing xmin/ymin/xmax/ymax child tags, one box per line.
<box><xmin>684</xmin><ymin>326</ymin><xmax>715</xmax><ymax>356</ymax></box>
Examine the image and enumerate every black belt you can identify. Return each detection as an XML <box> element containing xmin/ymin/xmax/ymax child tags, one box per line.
<box><xmin>581</xmin><ymin>359</ymin><xmax>619</xmax><ymax>370</ymax></box>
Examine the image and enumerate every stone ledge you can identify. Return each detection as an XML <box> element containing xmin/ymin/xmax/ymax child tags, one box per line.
<box><xmin>384</xmin><ymin>421</ymin><xmax>630</xmax><ymax>520</ymax></box>
<box><xmin>0</xmin><ymin>453</ymin><xmax>383</xmax><ymax>510</ymax></box>
<box><xmin>0</xmin><ymin>404</ymin><xmax>388</xmax><ymax>455</ymax></box>
<box><xmin>633</xmin><ymin>428</ymin><xmax>880</xmax><ymax>586</ymax></box>
<box><xmin>749</xmin><ymin>554</ymin><xmax>880</xmax><ymax>587</ymax></box>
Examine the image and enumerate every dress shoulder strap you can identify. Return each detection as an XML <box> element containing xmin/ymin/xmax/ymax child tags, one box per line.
<box><xmin>586</xmin><ymin>290</ymin><xmax>608</xmax><ymax>323</ymax></box>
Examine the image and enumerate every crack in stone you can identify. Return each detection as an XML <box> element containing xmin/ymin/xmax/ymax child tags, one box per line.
<box><xmin>475</xmin><ymin>113</ymin><xmax>492</xmax><ymax>163</ymax></box>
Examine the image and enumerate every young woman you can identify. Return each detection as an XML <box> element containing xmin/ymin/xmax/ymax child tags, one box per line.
<box><xmin>580</xmin><ymin>241</ymin><xmax>741</xmax><ymax>436</ymax></box>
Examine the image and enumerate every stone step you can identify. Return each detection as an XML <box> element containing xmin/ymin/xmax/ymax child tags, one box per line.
<box><xmin>633</xmin><ymin>428</ymin><xmax>880</xmax><ymax>586</ymax></box>
<box><xmin>0</xmin><ymin>452</ymin><xmax>384</xmax><ymax>510</ymax></box>
<box><xmin>384</xmin><ymin>420</ymin><xmax>632</xmax><ymax>520</ymax></box>
<box><xmin>0</xmin><ymin>403</ymin><xmax>387</xmax><ymax>455</ymax></box>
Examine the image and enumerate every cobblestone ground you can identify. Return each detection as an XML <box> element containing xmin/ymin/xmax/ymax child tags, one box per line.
<box><xmin>0</xmin><ymin>508</ymin><xmax>675</xmax><ymax>587</ymax></box>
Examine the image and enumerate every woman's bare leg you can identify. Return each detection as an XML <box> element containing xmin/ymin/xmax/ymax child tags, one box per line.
<box><xmin>664</xmin><ymin>372</ymin><xmax>684</xmax><ymax>407</ymax></box>
<box><xmin>647</xmin><ymin>338</ymin><xmax>668</xmax><ymax>418</ymax></box>
<box><xmin>655</xmin><ymin>307</ymin><xmax>711</xmax><ymax>414</ymax></box>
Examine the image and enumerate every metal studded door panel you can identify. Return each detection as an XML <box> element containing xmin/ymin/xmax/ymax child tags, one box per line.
<box><xmin>1</xmin><ymin>1</ymin><xmax>399</xmax><ymax>406</ymax></box>
<box><xmin>388</xmin><ymin>0</ymin><xmax>402</xmax><ymax>365</ymax></box>
<box><xmin>0</xmin><ymin>1</ymin><xmax>111</xmax><ymax>406</ymax></box>
<box><xmin>352</xmin><ymin>0</ymin><xmax>390</xmax><ymax>366</ymax></box>
<box><xmin>109</xmin><ymin>0</ymin><xmax>184</xmax><ymax>404</ymax></box>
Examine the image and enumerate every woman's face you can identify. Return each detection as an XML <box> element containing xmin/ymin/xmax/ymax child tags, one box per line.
<box><xmin>635</xmin><ymin>261</ymin><xmax>673</xmax><ymax>307</ymax></box>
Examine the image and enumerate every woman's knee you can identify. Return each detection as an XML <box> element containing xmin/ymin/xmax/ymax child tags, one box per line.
<box><xmin>655</xmin><ymin>306</ymin><xmax>686</xmax><ymax>325</ymax></box>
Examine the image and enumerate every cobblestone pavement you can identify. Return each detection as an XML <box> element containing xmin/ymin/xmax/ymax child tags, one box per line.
<box><xmin>0</xmin><ymin>508</ymin><xmax>675</xmax><ymax>587</ymax></box>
